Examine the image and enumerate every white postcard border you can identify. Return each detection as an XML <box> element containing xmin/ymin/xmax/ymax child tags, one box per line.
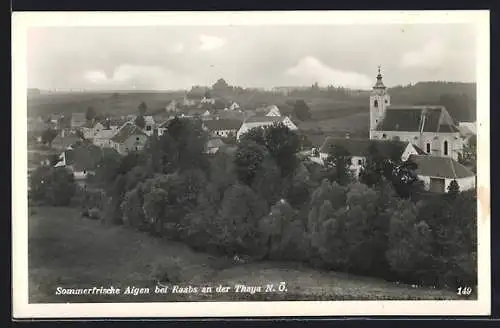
<box><xmin>12</xmin><ymin>10</ymin><xmax>491</xmax><ymax>318</ymax></box>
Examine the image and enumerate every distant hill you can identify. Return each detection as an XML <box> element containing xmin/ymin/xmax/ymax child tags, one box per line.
<box><xmin>388</xmin><ymin>82</ymin><xmax>476</xmax><ymax>123</ymax></box>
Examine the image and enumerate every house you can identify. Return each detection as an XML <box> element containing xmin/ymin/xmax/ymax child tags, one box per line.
<box><xmin>203</xmin><ymin>119</ymin><xmax>242</xmax><ymax>138</ymax></box>
<box><xmin>51</xmin><ymin>130</ymin><xmax>82</xmax><ymax>150</ymax></box>
<box><xmin>142</xmin><ymin>116</ymin><xmax>156</xmax><ymax>135</ymax></box>
<box><xmin>71</xmin><ymin>113</ymin><xmax>87</xmax><ymax>130</ymax></box>
<box><xmin>237</xmin><ymin>116</ymin><xmax>298</xmax><ymax>140</ymax></box>
<box><xmin>368</xmin><ymin>67</ymin><xmax>463</xmax><ymax>160</ymax></box>
<box><xmin>206</xmin><ymin>138</ymin><xmax>225</xmax><ymax>155</ymax></box>
<box><xmin>408</xmin><ymin>154</ymin><xmax>476</xmax><ymax>193</ymax></box>
<box><xmin>200</xmin><ymin>96</ymin><xmax>216</xmax><ymax>105</ymax></box>
<box><xmin>92</xmin><ymin>129</ymin><xmax>117</xmax><ymax>148</ymax></box>
<box><xmin>318</xmin><ymin>137</ymin><xmax>424</xmax><ymax>177</ymax></box>
<box><xmin>181</xmin><ymin>108</ymin><xmax>207</xmax><ymax>119</ymax></box>
<box><xmin>53</xmin><ymin>145</ymin><xmax>102</xmax><ymax>181</ymax></box>
<box><xmin>264</xmin><ymin>105</ymin><xmax>282</xmax><ymax>117</ymax></box>
<box><xmin>227</xmin><ymin>101</ymin><xmax>240</xmax><ymax>111</ymax></box>
<box><xmin>81</xmin><ymin>120</ymin><xmax>105</xmax><ymax>139</ymax></box>
<box><xmin>459</xmin><ymin>121</ymin><xmax>476</xmax><ymax>135</ymax></box>
<box><xmin>156</xmin><ymin>118</ymin><xmax>176</xmax><ymax>136</ymax></box>
<box><xmin>110</xmin><ymin>123</ymin><xmax>149</xmax><ymax>155</ymax></box>
<box><xmin>253</xmin><ymin>105</ymin><xmax>282</xmax><ymax>117</ymax></box>
<box><xmin>165</xmin><ymin>100</ymin><xmax>178</xmax><ymax>112</ymax></box>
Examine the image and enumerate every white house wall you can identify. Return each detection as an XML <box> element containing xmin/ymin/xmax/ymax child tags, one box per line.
<box><xmin>417</xmin><ymin>175</ymin><xmax>476</xmax><ymax>193</ymax></box>
<box><xmin>371</xmin><ymin>130</ymin><xmax>463</xmax><ymax>160</ymax></box>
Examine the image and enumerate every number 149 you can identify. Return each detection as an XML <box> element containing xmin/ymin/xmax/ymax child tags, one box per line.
<box><xmin>457</xmin><ymin>286</ymin><xmax>473</xmax><ymax>295</ymax></box>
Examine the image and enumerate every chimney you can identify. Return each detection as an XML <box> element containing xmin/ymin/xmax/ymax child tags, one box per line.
<box><xmin>345</xmin><ymin>133</ymin><xmax>350</xmax><ymax>139</ymax></box>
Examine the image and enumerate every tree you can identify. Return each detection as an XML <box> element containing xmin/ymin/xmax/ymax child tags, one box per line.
<box><xmin>151</xmin><ymin>117</ymin><xmax>209</xmax><ymax>175</ymax></box>
<box><xmin>216</xmin><ymin>184</ymin><xmax>268</xmax><ymax>255</ymax></box>
<box><xmin>447</xmin><ymin>179</ymin><xmax>460</xmax><ymax>196</ymax></box>
<box><xmin>135</xmin><ymin>115</ymin><xmax>146</xmax><ymax>129</ymax></box>
<box><xmin>240</xmin><ymin>123</ymin><xmax>301</xmax><ymax>178</ymax></box>
<box><xmin>293</xmin><ymin>100</ymin><xmax>312</xmax><ymax>121</ymax></box>
<box><xmin>212</xmin><ymin>78</ymin><xmax>229</xmax><ymax>91</ymax></box>
<box><xmin>143</xmin><ymin>187</ymin><xmax>169</xmax><ymax>235</ymax></box>
<box><xmin>386</xmin><ymin>199</ymin><xmax>433</xmax><ymax>284</ymax></box>
<box><xmin>359</xmin><ymin>142</ymin><xmax>384</xmax><ymax>186</ymax></box>
<box><xmin>138</xmin><ymin>101</ymin><xmax>148</xmax><ymax>116</ymax></box>
<box><xmin>251</xmin><ymin>154</ymin><xmax>282</xmax><ymax>207</ymax></box>
<box><xmin>121</xmin><ymin>186</ymin><xmax>147</xmax><ymax>230</ymax></box>
<box><xmin>387</xmin><ymin>159</ymin><xmax>422</xmax><ymax>198</ymax></box>
<box><xmin>233</xmin><ymin>140</ymin><xmax>268</xmax><ymax>185</ymax></box>
<box><xmin>458</xmin><ymin>135</ymin><xmax>477</xmax><ymax>173</ymax></box>
<box><xmin>85</xmin><ymin>106</ymin><xmax>96</xmax><ymax>121</ymax></box>
<box><xmin>324</xmin><ymin>145</ymin><xmax>353</xmax><ymax>185</ymax></box>
<box><xmin>29</xmin><ymin>166</ymin><xmax>76</xmax><ymax>206</ymax></box>
<box><xmin>75</xmin><ymin>129</ymin><xmax>85</xmax><ymax>140</ymax></box>
<box><xmin>41</xmin><ymin>128</ymin><xmax>58</xmax><ymax>147</ymax></box>
<box><xmin>258</xmin><ymin>200</ymin><xmax>305</xmax><ymax>260</ymax></box>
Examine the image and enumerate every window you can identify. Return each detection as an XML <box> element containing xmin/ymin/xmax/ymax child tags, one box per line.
<box><xmin>382</xmin><ymin>133</ymin><xmax>387</xmax><ymax>139</ymax></box>
<box><xmin>385</xmin><ymin>99</ymin><xmax>388</xmax><ymax>104</ymax></box>
<box><xmin>374</xmin><ymin>100</ymin><xmax>378</xmax><ymax>108</ymax></box>
<box><xmin>146</xmin><ymin>126</ymin><xmax>152</xmax><ymax>131</ymax></box>
<box><xmin>426</xmin><ymin>143</ymin><xmax>431</xmax><ymax>153</ymax></box>
<box><xmin>358</xmin><ymin>159</ymin><xmax>362</xmax><ymax>165</ymax></box>
<box><xmin>136</xmin><ymin>137</ymin><xmax>140</xmax><ymax>141</ymax></box>
<box><xmin>444</xmin><ymin>140</ymin><xmax>448</xmax><ymax>156</ymax></box>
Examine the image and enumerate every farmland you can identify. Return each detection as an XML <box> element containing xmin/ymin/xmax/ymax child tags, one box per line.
<box><xmin>28</xmin><ymin>206</ymin><xmax>461</xmax><ymax>303</ymax></box>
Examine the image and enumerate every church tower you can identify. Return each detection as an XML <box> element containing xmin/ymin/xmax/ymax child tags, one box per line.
<box><xmin>369</xmin><ymin>66</ymin><xmax>390</xmax><ymax>138</ymax></box>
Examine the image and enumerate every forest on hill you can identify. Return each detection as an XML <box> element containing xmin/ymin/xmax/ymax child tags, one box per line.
<box><xmin>388</xmin><ymin>82</ymin><xmax>476</xmax><ymax>123</ymax></box>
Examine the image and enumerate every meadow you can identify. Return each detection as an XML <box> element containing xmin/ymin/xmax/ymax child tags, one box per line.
<box><xmin>29</xmin><ymin>206</ymin><xmax>461</xmax><ymax>303</ymax></box>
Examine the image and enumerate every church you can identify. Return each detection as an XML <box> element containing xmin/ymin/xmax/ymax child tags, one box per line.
<box><xmin>368</xmin><ymin>67</ymin><xmax>464</xmax><ymax>161</ymax></box>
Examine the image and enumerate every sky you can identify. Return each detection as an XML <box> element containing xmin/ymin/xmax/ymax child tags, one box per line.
<box><xmin>27</xmin><ymin>24</ymin><xmax>477</xmax><ymax>91</ymax></box>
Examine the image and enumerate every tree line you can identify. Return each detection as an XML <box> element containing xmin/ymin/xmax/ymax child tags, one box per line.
<box><xmin>29</xmin><ymin>118</ymin><xmax>477</xmax><ymax>290</ymax></box>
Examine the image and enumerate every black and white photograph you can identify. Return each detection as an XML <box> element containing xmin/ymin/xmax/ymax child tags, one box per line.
<box><xmin>12</xmin><ymin>11</ymin><xmax>490</xmax><ymax>318</ymax></box>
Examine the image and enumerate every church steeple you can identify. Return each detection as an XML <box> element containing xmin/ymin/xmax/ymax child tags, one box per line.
<box><xmin>369</xmin><ymin>65</ymin><xmax>390</xmax><ymax>137</ymax></box>
<box><xmin>373</xmin><ymin>65</ymin><xmax>386</xmax><ymax>90</ymax></box>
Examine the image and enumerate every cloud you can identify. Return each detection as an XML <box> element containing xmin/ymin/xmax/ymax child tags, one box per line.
<box><xmin>82</xmin><ymin>65</ymin><xmax>198</xmax><ymax>90</ymax></box>
<box><xmin>199</xmin><ymin>34</ymin><xmax>226</xmax><ymax>51</ymax></box>
<box><xmin>169</xmin><ymin>43</ymin><xmax>184</xmax><ymax>54</ymax></box>
<box><xmin>286</xmin><ymin>56</ymin><xmax>372</xmax><ymax>89</ymax></box>
<box><xmin>400</xmin><ymin>39</ymin><xmax>445</xmax><ymax>69</ymax></box>
<box><xmin>83</xmin><ymin>70</ymin><xmax>108</xmax><ymax>83</ymax></box>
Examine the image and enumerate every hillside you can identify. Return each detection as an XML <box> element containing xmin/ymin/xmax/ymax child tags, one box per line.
<box><xmin>29</xmin><ymin>206</ymin><xmax>461</xmax><ymax>303</ymax></box>
<box><xmin>27</xmin><ymin>81</ymin><xmax>476</xmax><ymax>125</ymax></box>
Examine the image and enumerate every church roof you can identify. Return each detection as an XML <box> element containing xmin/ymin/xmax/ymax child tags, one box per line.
<box><xmin>376</xmin><ymin>106</ymin><xmax>460</xmax><ymax>133</ymax></box>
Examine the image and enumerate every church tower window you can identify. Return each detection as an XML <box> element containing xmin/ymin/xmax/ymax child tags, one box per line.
<box><xmin>374</xmin><ymin>100</ymin><xmax>378</xmax><ymax>108</ymax></box>
<box><xmin>426</xmin><ymin>143</ymin><xmax>431</xmax><ymax>153</ymax></box>
<box><xmin>444</xmin><ymin>141</ymin><xmax>448</xmax><ymax>156</ymax></box>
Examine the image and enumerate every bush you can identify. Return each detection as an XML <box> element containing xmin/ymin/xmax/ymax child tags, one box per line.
<box><xmin>88</xmin><ymin>207</ymin><xmax>102</xmax><ymax>220</ymax></box>
<box><xmin>29</xmin><ymin>166</ymin><xmax>76</xmax><ymax>206</ymax></box>
<box><xmin>121</xmin><ymin>187</ymin><xmax>147</xmax><ymax>229</ymax></box>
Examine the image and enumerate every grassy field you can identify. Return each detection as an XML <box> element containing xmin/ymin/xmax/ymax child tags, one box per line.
<box><xmin>27</xmin><ymin>92</ymin><xmax>185</xmax><ymax>118</ymax></box>
<box><xmin>28</xmin><ymin>206</ymin><xmax>462</xmax><ymax>303</ymax></box>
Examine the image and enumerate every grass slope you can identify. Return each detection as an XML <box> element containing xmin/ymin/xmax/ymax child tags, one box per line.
<box><xmin>28</xmin><ymin>206</ymin><xmax>460</xmax><ymax>303</ymax></box>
